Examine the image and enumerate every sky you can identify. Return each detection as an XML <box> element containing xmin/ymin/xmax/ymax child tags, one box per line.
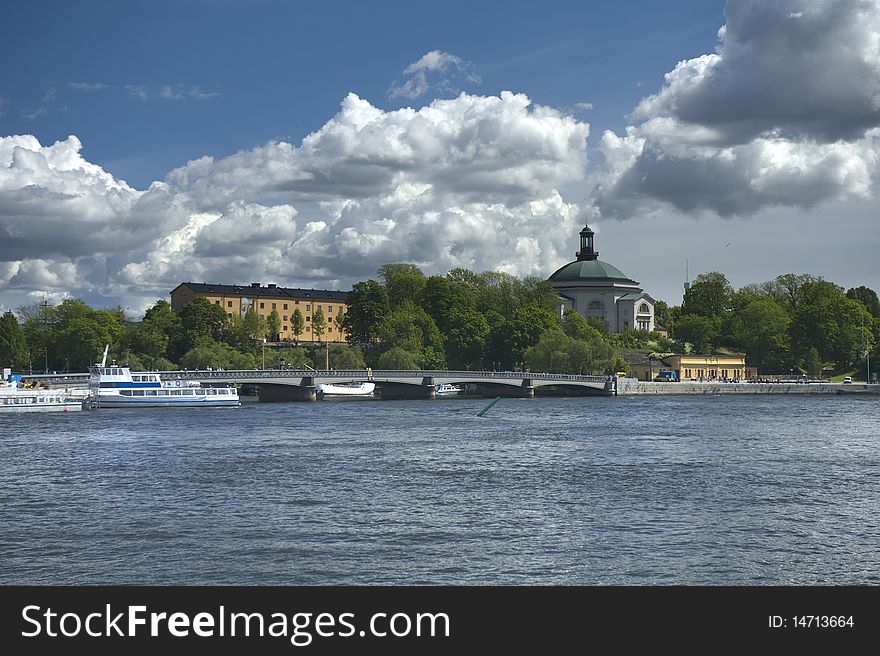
<box><xmin>1</xmin><ymin>0</ymin><xmax>878</xmax><ymax>317</ymax></box>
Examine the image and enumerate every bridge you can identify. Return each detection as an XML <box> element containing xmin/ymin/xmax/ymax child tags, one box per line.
<box><xmin>23</xmin><ymin>369</ymin><xmax>615</xmax><ymax>401</ymax></box>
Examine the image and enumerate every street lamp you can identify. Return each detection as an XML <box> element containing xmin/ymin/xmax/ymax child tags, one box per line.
<box><xmin>262</xmin><ymin>338</ymin><xmax>266</xmax><ymax>370</ymax></box>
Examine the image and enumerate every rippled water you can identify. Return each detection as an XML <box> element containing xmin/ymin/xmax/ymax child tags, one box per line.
<box><xmin>1</xmin><ymin>394</ymin><xmax>878</xmax><ymax>584</ymax></box>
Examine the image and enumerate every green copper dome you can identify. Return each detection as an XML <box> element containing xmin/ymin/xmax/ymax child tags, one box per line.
<box><xmin>548</xmin><ymin>259</ymin><xmax>633</xmax><ymax>282</ymax></box>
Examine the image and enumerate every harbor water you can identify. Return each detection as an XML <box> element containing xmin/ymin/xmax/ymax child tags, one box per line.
<box><xmin>1</xmin><ymin>395</ymin><xmax>878</xmax><ymax>585</ymax></box>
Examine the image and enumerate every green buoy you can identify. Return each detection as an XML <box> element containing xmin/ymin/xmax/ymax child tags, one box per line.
<box><xmin>477</xmin><ymin>396</ymin><xmax>502</xmax><ymax>417</ymax></box>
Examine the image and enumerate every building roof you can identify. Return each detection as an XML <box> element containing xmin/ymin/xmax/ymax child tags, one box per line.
<box><xmin>173</xmin><ymin>282</ymin><xmax>349</xmax><ymax>301</ymax></box>
<box><xmin>548</xmin><ymin>259</ymin><xmax>637</xmax><ymax>283</ymax></box>
<box><xmin>617</xmin><ymin>291</ymin><xmax>656</xmax><ymax>303</ymax></box>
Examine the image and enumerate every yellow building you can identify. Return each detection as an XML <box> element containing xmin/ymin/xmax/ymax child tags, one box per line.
<box><xmin>663</xmin><ymin>354</ymin><xmax>748</xmax><ymax>381</ymax></box>
<box><xmin>170</xmin><ymin>282</ymin><xmax>349</xmax><ymax>343</ymax></box>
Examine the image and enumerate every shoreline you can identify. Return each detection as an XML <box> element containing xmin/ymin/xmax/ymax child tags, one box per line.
<box><xmin>615</xmin><ymin>379</ymin><xmax>879</xmax><ymax>396</ymax></box>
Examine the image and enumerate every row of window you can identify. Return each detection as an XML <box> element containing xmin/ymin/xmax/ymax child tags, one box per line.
<box><xmin>219</xmin><ymin>300</ymin><xmax>335</xmax><ymax>313</ymax></box>
<box><xmin>683</xmin><ymin>368</ymin><xmax>742</xmax><ymax>379</ymax></box>
<box><xmin>117</xmin><ymin>388</ymin><xmax>234</xmax><ymax>396</ymax></box>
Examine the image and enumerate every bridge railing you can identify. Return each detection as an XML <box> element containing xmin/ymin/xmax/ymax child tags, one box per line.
<box><xmin>22</xmin><ymin>369</ymin><xmax>612</xmax><ymax>384</ymax></box>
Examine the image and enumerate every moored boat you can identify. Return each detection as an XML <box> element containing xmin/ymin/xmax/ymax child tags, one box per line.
<box><xmin>316</xmin><ymin>382</ymin><xmax>375</xmax><ymax>398</ymax></box>
<box><xmin>85</xmin><ymin>347</ymin><xmax>239</xmax><ymax>409</ymax></box>
<box><xmin>0</xmin><ymin>374</ymin><xmax>83</xmax><ymax>413</ymax></box>
<box><xmin>435</xmin><ymin>383</ymin><xmax>462</xmax><ymax>396</ymax></box>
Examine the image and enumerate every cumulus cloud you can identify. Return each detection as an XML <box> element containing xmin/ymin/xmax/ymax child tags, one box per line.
<box><xmin>1</xmin><ymin>91</ymin><xmax>590</xmax><ymax>313</ymax></box>
<box><xmin>595</xmin><ymin>0</ymin><xmax>880</xmax><ymax>218</ymax></box>
<box><xmin>389</xmin><ymin>50</ymin><xmax>480</xmax><ymax>99</ymax></box>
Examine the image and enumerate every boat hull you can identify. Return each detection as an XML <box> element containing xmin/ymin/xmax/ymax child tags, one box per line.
<box><xmin>0</xmin><ymin>401</ymin><xmax>83</xmax><ymax>413</ymax></box>
<box><xmin>87</xmin><ymin>396</ymin><xmax>240</xmax><ymax>409</ymax></box>
<box><xmin>316</xmin><ymin>382</ymin><xmax>375</xmax><ymax>397</ymax></box>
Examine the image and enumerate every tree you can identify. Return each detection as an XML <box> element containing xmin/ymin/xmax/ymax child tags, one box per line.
<box><xmin>673</xmin><ymin>314</ymin><xmax>719</xmax><ymax>354</ymax></box>
<box><xmin>524</xmin><ymin>328</ymin><xmax>617</xmax><ymax>375</ymax></box>
<box><xmin>0</xmin><ymin>311</ymin><xmax>28</xmax><ymax>370</ymax></box>
<box><xmin>790</xmin><ymin>281</ymin><xmax>872</xmax><ymax>368</ymax></box>
<box><xmin>443</xmin><ymin>307</ymin><xmax>490</xmax><ymax>369</ymax></box>
<box><xmin>291</xmin><ymin>308</ymin><xmax>305</xmax><ymax>343</ymax></box>
<box><xmin>683</xmin><ymin>272</ymin><xmax>733</xmax><ymax>318</ymax></box>
<box><xmin>377</xmin><ymin>346</ymin><xmax>420</xmax><ymax>370</ymax></box>
<box><xmin>730</xmin><ymin>298</ymin><xmax>790</xmax><ymax>372</ymax></box>
<box><xmin>326</xmin><ymin>344</ymin><xmax>366</xmax><ymax>369</ymax></box>
<box><xmin>804</xmin><ymin>347</ymin><xmax>822</xmax><ymax>378</ymax></box>
<box><xmin>178</xmin><ymin>297</ymin><xmax>228</xmax><ymax>351</ymax></box>
<box><xmin>846</xmin><ymin>286</ymin><xmax>880</xmax><ymax>318</ymax></box>
<box><xmin>266</xmin><ymin>308</ymin><xmax>281</xmax><ymax>341</ymax></box>
<box><xmin>342</xmin><ymin>280</ymin><xmax>390</xmax><ymax>345</ymax></box>
<box><xmin>312</xmin><ymin>306</ymin><xmax>327</xmax><ymax>342</ymax></box>
<box><xmin>379</xmin><ymin>264</ymin><xmax>426</xmax><ymax>308</ymax></box>
<box><xmin>377</xmin><ymin>303</ymin><xmax>445</xmax><ymax>368</ymax></box>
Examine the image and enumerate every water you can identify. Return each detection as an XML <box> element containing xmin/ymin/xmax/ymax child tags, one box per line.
<box><xmin>1</xmin><ymin>395</ymin><xmax>878</xmax><ymax>585</ymax></box>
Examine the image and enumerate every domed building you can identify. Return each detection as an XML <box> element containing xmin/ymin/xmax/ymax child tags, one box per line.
<box><xmin>548</xmin><ymin>224</ymin><xmax>655</xmax><ymax>332</ymax></box>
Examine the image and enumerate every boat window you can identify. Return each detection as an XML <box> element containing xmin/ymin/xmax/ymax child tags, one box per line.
<box><xmin>133</xmin><ymin>390</ymin><xmax>145</xmax><ymax>396</ymax></box>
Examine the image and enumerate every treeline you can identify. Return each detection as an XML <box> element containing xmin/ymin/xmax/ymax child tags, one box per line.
<box><xmin>659</xmin><ymin>272</ymin><xmax>879</xmax><ymax>376</ymax></box>
<box><xmin>0</xmin><ymin>298</ymin><xmax>365</xmax><ymax>373</ymax></box>
<box><xmin>2</xmin><ymin>267</ymin><xmax>875</xmax><ymax>378</ymax></box>
<box><xmin>339</xmin><ymin>264</ymin><xmax>628</xmax><ymax>374</ymax></box>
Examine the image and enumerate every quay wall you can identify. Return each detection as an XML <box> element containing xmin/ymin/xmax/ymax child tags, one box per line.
<box><xmin>615</xmin><ymin>379</ymin><xmax>879</xmax><ymax>396</ymax></box>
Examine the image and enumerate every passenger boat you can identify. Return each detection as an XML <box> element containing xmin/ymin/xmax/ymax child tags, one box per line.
<box><xmin>85</xmin><ymin>347</ymin><xmax>239</xmax><ymax>409</ymax></box>
<box><xmin>435</xmin><ymin>383</ymin><xmax>462</xmax><ymax>396</ymax></box>
<box><xmin>316</xmin><ymin>382</ymin><xmax>375</xmax><ymax>398</ymax></box>
<box><xmin>0</xmin><ymin>375</ymin><xmax>83</xmax><ymax>413</ymax></box>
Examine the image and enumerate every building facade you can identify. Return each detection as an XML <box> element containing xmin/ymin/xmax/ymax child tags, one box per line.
<box><xmin>170</xmin><ymin>282</ymin><xmax>349</xmax><ymax>343</ymax></box>
<box><xmin>663</xmin><ymin>354</ymin><xmax>748</xmax><ymax>381</ymax></box>
<box><xmin>548</xmin><ymin>224</ymin><xmax>655</xmax><ymax>333</ymax></box>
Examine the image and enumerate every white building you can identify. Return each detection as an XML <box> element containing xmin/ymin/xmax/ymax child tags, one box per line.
<box><xmin>548</xmin><ymin>224</ymin><xmax>655</xmax><ymax>333</ymax></box>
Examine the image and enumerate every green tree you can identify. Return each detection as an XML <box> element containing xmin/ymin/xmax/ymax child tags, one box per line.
<box><xmin>0</xmin><ymin>311</ymin><xmax>28</xmax><ymax>370</ymax></box>
<box><xmin>377</xmin><ymin>346</ymin><xmax>421</xmax><ymax>370</ymax></box>
<box><xmin>326</xmin><ymin>344</ymin><xmax>366</xmax><ymax>369</ymax></box>
<box><xmin>790</xmin><ymin>281</ymin><xmax>872</xmax><ymax>368</ymax></box>
<box><xmin>291</xmin><ymin>308</ymin><xmax>305</xmax><ymax>343</ymax></box>
<box><xmin>266</xmin><ymin>308</ymin><xmax>281</xmax><ymax>341</ymax></box>
<box><xmin>730</xmin><ymin>298</ymin><xmax>790</xmax><ymax>372</ymax></box>
<box><xmin>846</xmin><ymin>286</ymin><xmax>880</xmax><ymax>318</ymax></box>
<box><xmin>312</xmin><ymin>306</ymin><xmax>327</xmax><ymax>342</ymax></box>
<box><xmin>179</xmin><ymin>297</ymin><xmax>228</xmax><ymax>351</ymax></box>
<box><xmin>673</xmin><ymin>314</ymin><xmax>719</xmax><ymax>354</ymax></box>
<box><xmin>379</xmin><ymin>264</ymin><xmax>427</xmax><ymax>308</ymax></box>
<box><xmin>804</xmin><ymin>347</ymin><xmax>822</xmax><ymax>378</ymax></box>
<box><xmin>179</xmin><ymin>338</ymin><xmax>257</xmax><ymax>370</ymax></box>
<box><xmin>343</xmin><ymin>280</ymin><xmax>390</xmax><ymax>345</ymax></box>
<box><xmin>683</xmin><ymin>272</ymin><xmax>733</xmax><ymax>318</ymax></box>
<box><xmin>443</xmin><ymin>307</ymin><xmax>490</xmax><ymax>369</ymax></box>
<box><xmin>524</xmin><ymin>328</ymin><xmax>617</xmax><ymax>375</ymax></box>
<box><xmin>377</xmin><ymin>303</ymin><xmax>445</xmax><ymax>368</ymax></box>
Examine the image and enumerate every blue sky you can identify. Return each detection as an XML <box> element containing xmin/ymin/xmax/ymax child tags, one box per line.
<box><xmin>1</xmin><ymin>0</ymin><xmax>878</xmax><ymax>314</ymax></box>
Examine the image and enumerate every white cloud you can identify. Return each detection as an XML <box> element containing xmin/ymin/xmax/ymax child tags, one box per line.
<box><xmin>0</xmin><ymin>91</ymin><xmax>590</xmax><ymax>314</ymax></box>
<box><xmin>127</xmin><ymin>84</ymin><xmax>218</xmax><ymax>101</ymax></box>
<box><xmin>595</xmin><ymin>0</ymin><xmax>880</xmax><ymax>219</ymax></box>
<box><xmin>389</xmin><ymin>50</ymin><xmax>480</xmax><ymax>99</ymax></box>
<box><xmin>68</xmin><ymin>82</ymin><xmax>109</xmax><ymax>92</ymax></box>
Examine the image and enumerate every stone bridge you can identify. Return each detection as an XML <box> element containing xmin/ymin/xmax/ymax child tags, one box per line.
<box><xmin>24</xmin><ymin>369</ymin><xmax>615</xmax><ymax>401</ymax></box>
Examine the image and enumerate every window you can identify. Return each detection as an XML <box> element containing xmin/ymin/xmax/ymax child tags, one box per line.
<box><xmin>306</xmin><ymin>326</ymin><xmax>311</xmax><ymax>332</ymax></box>
<box><xmin>260</xmin><ymin>302</ymin><xmax>264</xmax><ymax>309</ymax></box>
<box><xmin>327</xmin><ymin>306</ymin><xmax>333</xmax><ymax>313</ymax></box>
<box><xmin>639</xmin><ymin>303</ymin><xmax>649</xmax><ymax>314</ymax></box>
<box><xmin>227</xmin><ymin>301</ymin><xmax>232</xmax><ymax>307</ymax></box>
<box><xmin>317</xmin><ymin>305</ymin><xmax>322</xmax><ymax>312</ymax></box>
<box><xmin>295</xmin><ymin>300</ymin><xmax>299</xmax><ymax>305</ymax></box>
<box><xmin>588</xmin><ymin>300</ymin><xmax>602</xmax><ymax>310</ymax></box>
<box><xmin>283</xmin><ymin>315</ymin><xmax>288</xmax><ymax>321</ymax></box>
<box><xmin>283</xmin><ymin>304</ymin><xmax>288</xmax><ymax>310</ymax></box>
<box><xmin>306</xmin><ymin>304</ymin><xmax>311</xmax><ymax>311</ymax></box>
<box><xmin>306</xmin><ymin>316</ymin><xmax>310</xmax><ymax>322</ymax></box>
<box><xmin>272</xmin><ymin>303</ymin><xmax>276</xmax><ymax>309</ymax></box>
<box><xmin>215</xmin><ymin>300</ymin><xmax>220</xmax><ymax>305</ymax></box>
<box><xmin>623</xmin><ymin>321</ymin><xmax>629</xmax><ymax>329</ymax></box>
<box><xmin>328</xmin><ymin>327</ymin><xmax>333</xmax><ymax>333</ymax></box>
<box><xmin>283</xmin><ymin>325</ymin><xmax>287</xmax><ymax>331</ymax></box>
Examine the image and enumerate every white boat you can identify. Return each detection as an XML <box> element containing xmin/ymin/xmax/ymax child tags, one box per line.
<box><xmin>435</xmin><ymin>383</ymin><xmax>462</xmax><ymax>396</ymax></box>
<box><xmin>86</xmin><ymin>347</ymin><xmax>239</xmax><ymax>409</ymax></box>
<box><xmin>316</xmin><ymin>382</ymin><xmax>375</xmax><ymax>398</ymax></box>
<box><xmin>0</xmin><ymin>375</ymin><xmax>83</xmax><ymax>413</ymax></box>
